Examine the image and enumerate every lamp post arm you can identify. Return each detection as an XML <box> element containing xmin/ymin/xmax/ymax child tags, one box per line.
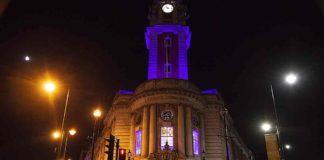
<box><xmin>270</xmin><ymin>84</ymin><xmax>280</xmax><ymax>132</ymax></box>
<box><xmin>58</xmin><ymin>88</ymin><xmax>70</xmax><ymax>158</ymax></box>
<box><xmin>221</xmin><ymin>107</ymin><xmax>230</xmax><ymax>160</ymax></box>
<box><xmin>61</xmin><ymin>88</ymin><xmax>70</xmax><ymax>132</ymax></box>
<box><xmin>91</xmin><ymin>118</ymin><xmax>98</xmax><ymax>160</ymax></box>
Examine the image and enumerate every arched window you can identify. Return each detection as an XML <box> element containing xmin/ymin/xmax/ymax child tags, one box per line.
<box><xmin>161</xmin><ymin>127</ymin><xmax>174</xmax><ymax>149</ymax></box>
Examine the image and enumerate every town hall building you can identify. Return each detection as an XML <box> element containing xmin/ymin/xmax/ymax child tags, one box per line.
<box><xmin>86</xmin><ymin>0</ymin><xmax>254</xmax><ymax>159</ymax></box>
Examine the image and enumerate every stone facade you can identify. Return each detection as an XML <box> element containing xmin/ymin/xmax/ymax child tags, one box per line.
<box><xmin>86</xmin><ymin>79</ymin><xmax>254</xmax><ymax>160</ymax></box>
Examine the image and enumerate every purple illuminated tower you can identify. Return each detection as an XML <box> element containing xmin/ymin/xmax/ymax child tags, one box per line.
<box><xmin>146</xmin><ymin>0</ymin><xmax>191</xmax><ymax>80</ymax></box>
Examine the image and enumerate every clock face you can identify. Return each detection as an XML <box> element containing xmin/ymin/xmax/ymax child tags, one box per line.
<box><xmin>161</xmin><ymin>110</ymin><xmax>173</xmax><ymax>121</ymax></box>
<box><xmin>162</xmin><ymin>4</ymin><xmax>174</xmax><ymax>13</ymax></box>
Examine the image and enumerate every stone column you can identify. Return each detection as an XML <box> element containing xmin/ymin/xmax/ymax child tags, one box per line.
<box><xmin>142</xmin><ymin>107</ymin><xmax>149</xmax><ymax>157</ymax></box>
<box><xmin>177</xmin><ymin>105</ymin><xmax>185</xmax><ymax>157</ymax></box>
<box><xmin>130</xmin><ymin>114</ymin><xmax>135</xmax><ymax>154</ymax></box>
<box><xmin>200</xmin><ymin>114</ymin><xmax>206</xmax><ymax>153</ymax></box>
<box><xmin>149</xmin><ymin>105</ymin><xmax>157</xmax><ymax>154</ymax></box>
<box><xmin>185</xmin><ymin>107</ymin><xmax>193</xmax><ymax>157</ymax></box>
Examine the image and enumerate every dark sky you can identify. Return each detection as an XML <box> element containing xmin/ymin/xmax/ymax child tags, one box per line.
<box><xmin>0</xmin><ymin>0</ymin><xmax>323</xmax><ymax>159</ymax></box>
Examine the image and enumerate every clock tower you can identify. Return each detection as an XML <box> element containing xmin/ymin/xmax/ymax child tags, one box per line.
<box><xmin>146</xmin><ymin>0</ymin><xmax>191</xmax><ymax>80</ymax></box>
<box><xmin>87</xmin><ymin>1</ymin><xmax>255</xmax><ymax>160</ymax></box>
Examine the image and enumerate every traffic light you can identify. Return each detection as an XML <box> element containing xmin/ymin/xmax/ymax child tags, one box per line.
<box><xmin>104</xmin><ymin>134</ymin><xmax>115</xmax><ymax>160</ymax></box>
<box><xmin>119</xmin><ymin>149</ymin><xmax>126</xmax><ymax>160</ymax></box>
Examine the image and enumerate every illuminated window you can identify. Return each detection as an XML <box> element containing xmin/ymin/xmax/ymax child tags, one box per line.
<box><xmin>135</xmin><ymin>130</ymin><xmax>142</xmax><ymax>155</ymax></box>
<box><xmin>161</xmin><ymin>127</ymin><xmax>173</xmax><ymax>149</ymax></box>
<box><xmin>193</xmin><ymin>130</ymin><xmax>200</xmax><ymax>155</ymax></box>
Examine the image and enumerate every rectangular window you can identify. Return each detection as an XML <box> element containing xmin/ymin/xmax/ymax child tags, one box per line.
<box><xmin>193</xmin><ymin>130</ymin><xmax>200</xmax><ymax>155</ymax></box>
<box><xmin>161</xmin><ymin>127</ymin><xmax>174</xmax><ymax>149</ymax></box>
<box><xmin>165</xmin><ymin>63</ymin><xmax>172</xmax><ymax>73</ymax></box>
<box><xmin>135</xmin><ymin>130</ymin><xmax>142</xmax><ymax>155</ymax></box>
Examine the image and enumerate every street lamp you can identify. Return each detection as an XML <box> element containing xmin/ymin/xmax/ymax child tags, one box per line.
<box><xmin>261</xmin><ymin>122</ymin><xmax>272</xmax><ymax>132</ymax></box>
<box><xmin>69</xmin><ymin>128</ymin><xmax>77</xmax><ymax>136</ymax></box>
<box><xmin>93</xmin><ymin>109</ymin><xmax>102</xmax><ymax>118</ymax></box>
<box><xmin>269</xmin><ymin>72</ymin><xmax>299</xmax><ymax>159</ymax></box>
<box><xmin>285</xmin><ymin>73</ymin><xmax>297</xmax><ymax>85</ymax></box>
<box><xmin>260</xmin><ymin>122</ymin><xmax>281</xmax><ymax>160</ymax></box>
<box><xmin>52</xmin><ymin>130</ymin><xmax>61</xmax><ymax>140</ymax></box>
<box><xmin>220</xmin><ymin>107</ymin><xmax>230</xmax><ymax>160</ymax></box>
<box><xmin>91</xmin><ymin>108</ymin><xmax>102</xmax><ymax>160</ymax></box>
<box><xmin>284</xmin><ymin>144</ymin><xmax>291</xmax><ymax>150</ymax></box>
<box><xmin>43</xmin><ymin>79</ymin><xmax>71</xmax><ymax>159</ymax></box>
<box><xmin>43</xmin><ymin>81</ymin><xmax>56</xmax><ymax>93</ymax></box>
<box><xmin>24</xmin><ymin>56</ymin><xmax>31</xmax><ymax>62</ymax></box>
<box><xmin>51</xmin><ymin>130</ymin><xmax>61</xmax><ymax>156</ymax></box>
<box><xmin>63</xmin><ymin>128</ymin><xmax>77</xmax><ymax>159</ymax></box>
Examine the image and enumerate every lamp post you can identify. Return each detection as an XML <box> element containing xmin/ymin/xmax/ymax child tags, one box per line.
<box><xmin>62</xmin><ymin>128</ymin><xmax>77</xmax><ymax>159</ymax></box>
<box><xmin>269</xmin><ymin>72</ymin><xmax>298</xmax><ymax>160</ymax></box>
<box><xmin>51</xmin><ymin>130</ymin><xmax>61</xmax><ymax>156</ymax></box>
<box><xmin>43</xmin><ymin>80</ymin><xmax>71</xmax><ymax>159</ymax></box>
<box><xmin>91</xmin><ymin>108</ymin><xmax>102</xmax><ymax>160</ymax></box>
<box><xmin>58</xmin><ymin>88</ymin><xmax>70</xmax><ymax>160</ymax></box>
<box><xmin>220</xmin><ymin>106</ymin><xmax>230</xmax><ymax>160</ymax></box>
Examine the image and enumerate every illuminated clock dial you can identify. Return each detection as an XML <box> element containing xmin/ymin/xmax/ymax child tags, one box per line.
<box><xmin>161</xmin><ymin>110</ymin><xmax>173</xmax><ymax>121</ymax></box>
<box><xmin>162</xmin><ymin>4</ymin><xmax>174</xmax><ymax>14</ymax></box>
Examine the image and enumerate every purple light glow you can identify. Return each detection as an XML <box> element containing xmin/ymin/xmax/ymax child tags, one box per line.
<box><xmin>118</xmin><ymin>90</ymin><xmax>134</xmax><ymax>95</ymax></box>
<box><xmin>146</xmin><ymin>25</ymin><xmax>191</xmax><ymax>80</ymax></box>
<box><xmin>193</xmin><ymin>130</ymin><xmax>200</xmax><ymax>155</ymax></box>
<box><xmin>201</xmin><ymin>89</ymin><xmax>219</xmax><ymax>94</ymax></box>
<box><xmin>135</xmin><ymin>130</ymin><xmax>142</xmax><ymax>155</ymax></box>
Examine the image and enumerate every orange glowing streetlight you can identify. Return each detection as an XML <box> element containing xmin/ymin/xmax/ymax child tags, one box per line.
<box><xmin>93</xmin><ymin>109</ymin><xmax>102</xmax><ymax>118</ymax></box>
<box><xmin>43</xmin><ymin>81</ymin><xmax>56</xmax><ymax>93</ymax></box>
<box><xmin>91</xmin><ymin>108</ymin><xmax>103</xmax><ymax>160</ymax></box>
<box><xmin>42</xmin><ymin>78</ymin><xmax>71</xmax><ymax>159</ymax></box>
<box><xmin>52</xmin><ymin>130</ymin><xmax>61</xmax><ymax>140</ymax></box>
<box><xmin>68</xmin><ymin>128</ymin><xmax>77</xmax><ymax>136</ymax></box>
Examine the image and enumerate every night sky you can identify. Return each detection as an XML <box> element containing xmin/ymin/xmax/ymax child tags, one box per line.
<box><xmin>0</xmin><ymin>0</ymin><xmax>323</xmax><ymax>159</ymax></box>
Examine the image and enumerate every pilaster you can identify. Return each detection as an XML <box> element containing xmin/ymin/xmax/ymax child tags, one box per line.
<box><xmin>130</xmin><ymin>114</ymin><xmax>135</xmax><ymax>154</ymax></box>
<box><xmin>177</xmin><ymin>105</ymin><xmax>186</xmax><ymax>158</ymax></box>
<box><xmin>149</xmin><ymin>105</ymin><xmax>157</xmax><ymax>154</ymax></box>
<box><xmin>142</xmin><ymin>107</ymin><xmax>149</xmax><ymax>157</ymax></box>
<box><xmin>185</xmin><ymin>107</ymin><xmax>193</xmax><ymax>157</ymax></box>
